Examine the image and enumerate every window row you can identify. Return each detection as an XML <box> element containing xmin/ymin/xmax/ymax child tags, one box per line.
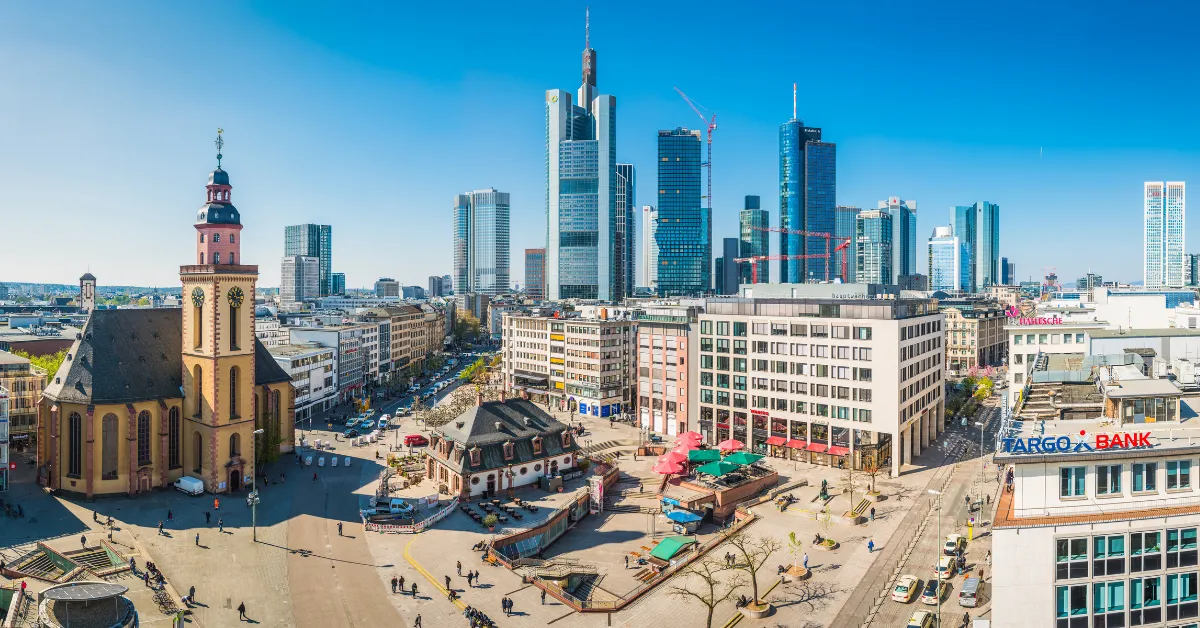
<box><xmin>1057</xmin><ymin>573</ymin><xmax>1198</xmax><ymax>628</ymax></box>
<box><xmin>1057</xmin><ymin>529</ymin><xmax>1200</xmax><ymax>582</ymax></box>
<box><xmin>1060</xmin><ymin>461</ymin><xmax>1193</xmax><ymax>499</ymax></box>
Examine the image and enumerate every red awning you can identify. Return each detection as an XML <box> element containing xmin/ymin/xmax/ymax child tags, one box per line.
<box><xmin>786</xmin><ymin>439</ymin><xmax>806</xmax><ymax>449</ymax></box>
<box><xmin>826</xmin><ymin>446</ymin><xmax>850</xmax><ymax>456</ymax></box>
<box><xmin>765</xmin><ymin>436</ymin><xmax>787</xmax><ymax>446</ymax></box>
<box><xmin>806</xmin><ymin>443</ymin><xmax>828</xmax><ymax>453</ymax></box>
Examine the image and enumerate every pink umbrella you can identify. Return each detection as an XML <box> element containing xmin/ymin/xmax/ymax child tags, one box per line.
<box><xmin>653</xmin><ymin>459</ymin><xmax>684</xmax><ymax>475</ymax></box>
<box><xmin>673</xmin><ymin>441</ymin><xmax>698</xmax><ymax>454</ymax></box>
<box><xmin>661</xmin><ymin>450</ymin><xmax>688</xmax><ymax>464</ymax></box>
<box><xmin>718</xmin><ymin>438</ymin><xmax>745</xmax><ymax>452</ymax></box>
<box><xmin>677</xmin><ymin>431</ymin><xmax>703</xmax><ymax>442</ymax></box>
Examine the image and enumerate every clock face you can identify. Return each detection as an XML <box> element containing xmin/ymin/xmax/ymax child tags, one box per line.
<box><xmin>191</xmin><ymin>287</ymin><xmax>205</xmax><ymax>308</ymax></box>
<box><xmin>227</xmin><ymin>287</ymin><xmax>245</xmax><ymax>308</ymax></box>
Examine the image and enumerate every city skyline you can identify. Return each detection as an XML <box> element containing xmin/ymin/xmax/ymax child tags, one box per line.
<box><xmin>3</xmin><ymin>3</ymin><xmax>1200</xmax><ymax>288</ymax></box>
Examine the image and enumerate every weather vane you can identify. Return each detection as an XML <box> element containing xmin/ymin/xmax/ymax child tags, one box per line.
<box><xmin>215</xmin><ymin>128</ymin><xmax>224</xmax><ymax>167</ymax></box>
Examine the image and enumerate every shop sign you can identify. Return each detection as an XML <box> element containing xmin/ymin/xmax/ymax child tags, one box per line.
<box><xmin>750</xmin><ymin>409</ymin><xmax>769</xmax><ymax>417</ymax></box>
<box><xmin>1005</xmin><ymin>305</ymin><xmax>1062</xmax><ymax>326</ymax></box>
<box><xmin>1001</xmin><ymin>430</ymin><xmax>1154</xmax><ymax>454</ymax></box>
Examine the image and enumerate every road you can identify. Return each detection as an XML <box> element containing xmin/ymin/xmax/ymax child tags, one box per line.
<box><xmin>831</xmin><ymin>401</ymin><xmax>1002</xmax><ymax>628</ymax></box>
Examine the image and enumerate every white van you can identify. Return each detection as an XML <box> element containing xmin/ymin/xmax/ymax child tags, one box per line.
<box><xmin>174</xmin><ymin>476</ymin><xmax>204</xmax><ymax>496</ymax></box>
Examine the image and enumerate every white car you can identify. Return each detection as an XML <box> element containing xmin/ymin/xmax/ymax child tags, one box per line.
<box><xmin>891</xmin><ymin>574</ymin><xmax>918</xmax><ymax>603</ymax></box>
<box><xmin>943</xmin><ymin>534</ymin><xmax>965</xmax><ymax>555</ymax></box>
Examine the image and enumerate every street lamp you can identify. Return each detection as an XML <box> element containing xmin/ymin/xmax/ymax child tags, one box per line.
<box><xmin>250</xmin><ymin>429</ymin><xmax>265</xmax><ymax>542</ymax></box>
<box><xmin>975</xmin><ymin>421</ymin><xmax>986</xmax><ymax>513</ymax></box>
<box><xmin>929</xmin><ymin>489</ymin><xmax>942</xmax><ymax>626</ymax></box>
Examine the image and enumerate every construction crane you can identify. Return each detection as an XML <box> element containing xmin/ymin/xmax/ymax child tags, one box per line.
<box><xmin>733</xmin><ymin>226</ymin><xmax>849</xmax><ymax>283</ymax></box>
<box><xmin>674</xmin><ymin>87</ymin><xmax>717</xmax><ymax>209</ymax></box>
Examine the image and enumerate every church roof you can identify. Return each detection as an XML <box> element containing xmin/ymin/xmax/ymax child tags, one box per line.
<box><xmin>436</xmin><ymin>398</ymin><xmax>567</xmax><ymax>447</ymax></box>
<box><xmin>44</xmin><ymin>309</ymin><xmax>289</xmax><ymax>405</ymax></box>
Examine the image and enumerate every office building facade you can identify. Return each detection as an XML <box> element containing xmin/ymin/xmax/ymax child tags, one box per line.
<box><xmin>427</xmin><ymin>275</ymin><xmax>448</xmax><ymax>297</ymax></box>
<box><xmin>880</xmin><ymin>197</ymin><xmax>917</xmax><ymax>280</ymax></box>
<box><xmin>635</xmin><ymin>305</ymin><xmax>700</xmax><ymax>437</ymax></box>
<box><xmin>642</xmin><ymin>206</ymin><xmax>658</xmax><ymax>291</ymax></box>
<box><xmin>855</xmin><ymin>209</ymin><xmax>893</xmax><ymax>285</ymax></box>
<box><xmin>284</xmin><ymin>224</ymin><xmax>332</xmax><ymax>296</ymax></box>
<box><xmin>525</xmin><ymin>248</ymin><xmax>546</xmax><ymax>301</ymax></box>
<box><xmin>331</xmin><ymin>272</ymin><xmax>345</xmax><ymax>296</ymax></box>
<box><xmin>739</xmin><ymin>195</ymin><xmax>769</xmax><ymax>284</ymax></box>
<box><xmin>1189</xmin><ymin>254</ymin><xmax>1200</xmax><ymax>287</ymax></box>
<box><xmin>281</xmin><ymin>255</ymin><xmax>320</xmax><ymax>307</ymax></box>
<box><xmin>928</xmin><ymin>226</ymin><xmax>961</xmax><ymax>292</ymax></box>
<box><xmin>615</xmin><ymin>163</ymin><xmax>636</xmax><ymax>298</ymax></box>
<box><xmin>655</xmin><ymin>128</ymin><xmax>709</xmax><ymax>296</ymax></box>
<box><xmin>834</xmin><ymin>205</ymin><xmax>860</xmax><ymax>284</ymax></box>
<box><xmin>952</xmin><ymin>201</ymin><xmax>1001</xmax><ymax>292</ymax></box>
<box><xmin>374</xmin><ymin>278</ymin><xmax>400</xmax><ymax>298</ymax></box>
<box><xmin>714</xmin><ymin>237</ymin><xmax>740</xmax><ymax>295</ymax></box>
<box><xmin>453</xmin><ymin>189</ymin><xmax>511</xmax><ymax>296</ymax></box>
<box><xmin>1145</xmin><ymin>181</ymin><xmax>1186</xmax><ymax>289</ymax></box>
<box><xmin>1001</xmin><ymin>256</ymin><xmax>1011</xmax><ymax>285</ymax></box>
<box><xmin>545</xmin><ymin>28</ymin><xmax>616</xmax><ymax>301</ymax></box>
<box><xmin>779</xmin><ymin>116</ymin><xmax>836</xmax><ymax>283</ymax></box>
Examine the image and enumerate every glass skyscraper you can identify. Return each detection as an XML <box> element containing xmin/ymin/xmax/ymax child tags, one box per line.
<box><xmin>452</xmin><ymin>195</ymin><xmax>471</xmax><ymax>294</ymax></box>
<box><xmin>655</xmin><ymin>128</ymin><xmax>709</xmax><ymax>296</ymax></box>
<box><xmin>739</xmin><ymin>195</ymin><xmax>769</xmax><ymax>284</ymax></box>
<box><xmin>545</xmin><ymin>29</ymin><xmax>616</xmax><ymax>300</ymax></box>
<box><xmin>614</xmin><ymin>163</ymin><xmax>636</xmax><ymax>298</ymax></box>
<box><xmin>715</xmin><ymin>237</ymin><xmax>739</xmax><ymax>295</ymax></box>
<box><xmin>855</xmin><ymin>209</ymin><xmax>892</xmax><ymax>284</ymax></box>
<box><xmin>951</xmin><ymin>201</ymin><xmax>1000</xmax><ymax>292</ymax></box>
<box><xmin>879</xmin><ymin>197</ymin><xmax>917</xmax><ymax>281</ymax></box>
<box><xmin>927</xmin><ymin>226</ymin><xmax>961</xmax><ymax>292</ymax></box>
<box><xmin>834</xmin><ymin>205</ymin><xmax>860</xmax><ymax>283</ymax></box>
<box><xmin>453</xmin><ymin>189</ymin><xmax>510</xmax><ymax>296</ymax></box>
<box><xmin>525</xmin><ymin>248</ymin><xmax>546</xmax><ymax>300</ymax></box>
<box><xmin>642</xmin><ymin>206</ymin><xmax>658</xmax><ymax>291</ymax></box>
<box><xmin>284</xmin><ymin>224</ymin><xmax>332</xmax><ymax>296</ymax></box>
<box><xmin>1144</xmin><ymin>182</ymin><xmax>1186</xmax><ymax>289</ymax></box>
<box><xmin>779</xmin><ymin>117</ymin><xmax>836</xmax><ymax>283</ymax></box>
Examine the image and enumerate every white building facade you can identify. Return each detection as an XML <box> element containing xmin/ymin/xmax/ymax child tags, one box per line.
<box><xmin>268</xmin><ymin>343</ymin><xmax>336</xmax><ymax>423</ymax></box>
<box><xmin>1145</xmin><ymin>181</ymin><xmax>1186</xmax><ymax>289</ymax></box>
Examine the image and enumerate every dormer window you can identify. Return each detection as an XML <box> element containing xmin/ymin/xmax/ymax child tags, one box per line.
<box><xmin>532</xmin><ymin>437</ymin><xmax>543</xmax><ymax>455</ymax></box>
<box><xmin>469</xmin><ymin>447</ymin><xmax>481</xmax><ymax>466</ymax></box>
<box><xmin>503</xmin><ymin>441</ymin><xmax>514</xmax><ymax>461</ymax></box>
<box><xmin>561</xmin><ymin>431</ymin><xmax>572</xmax><ymax>448</ymax></box>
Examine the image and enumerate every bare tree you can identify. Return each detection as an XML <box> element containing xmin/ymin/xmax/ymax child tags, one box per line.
<box><xmin>862</xmin><ymin>457</ymin><xmax>882</xmax><ymax>495</ymax></box>
<box><xmin>840</xmin><ymin>464</ymin><xmax>858</xmax><ymax>509</ymax></box>
<box><xmin>669</xmin><ymin>557</ymin><xmax>745</xmax><ymax>628</ymax></box>
<box><xmin>727</xmin><ymin>531</ymin><xmax>782</xmax><ymax>605</ymax></box>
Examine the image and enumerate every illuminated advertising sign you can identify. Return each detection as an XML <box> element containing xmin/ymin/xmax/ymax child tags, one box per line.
<box><xmin>1001</xmin><ymin>430</ymin><xmax>1153</xmax><ymax>454</ymax></box>
<box><xmin>1005</xmin><ymin>305</ymin><xmax>1063</xmax><ymax>326</ymax></box>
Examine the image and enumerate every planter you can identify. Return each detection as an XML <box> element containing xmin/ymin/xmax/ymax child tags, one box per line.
<box><xmin>866</xmin><ymin>491</ymin><xmax>886</xmax><ymax>502</ymax></box>
<box><xmin>814</xmin><ymin>539</ymin><xmax>839</xmax><ymax>551</ymax></box>
<box><xmin>488</xmin><ymin>526</ymin><xmax>495</xmax><ymax>532</ymax></box>
<box><xmin>841</xmin><ymin>512</ymin><xmax>864</xmax><ymax>526</ymax></box>
<box><xmin>741</xmin><ymin>602</ymin><xmax>773</xmax><ymax>619</ymax></box>
<box><xmin>784</xmin><ymin>565</ymin><xmax>810</xmax><ymax>579</ymax></box>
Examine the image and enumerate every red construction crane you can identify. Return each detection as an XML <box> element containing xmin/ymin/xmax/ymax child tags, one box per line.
<box><xmin>674</xmin><ymin>87</ymin><xmax>717</xmax><ymax>209</ymax></box>
<box><xmin>834</xmin><ymin>238</ymin><xmax>852</xmax><ymax>283</ymax></box>
<box><xmin>733</xmin><ymin>226</ymin><xmax>849</xmax><ymax>284</ymax></box>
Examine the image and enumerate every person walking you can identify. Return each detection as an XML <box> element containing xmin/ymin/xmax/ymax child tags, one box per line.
<box><xmin>803</xmin><ymin>553</ymin><xmax>809</xmax><ymax>571</ymax></box>
<box><xmin>457</xmin><ymin>560</ymin><xmax>462</xmax><ymax>576</ymax></box>
<box><xmin>472</xmin><ymin>570</ymin><xmax>480</xmax><ymax>585</ymax></box>
<box><xmin>158</xmin><ymin>521</ymin><xmax>165</xmax><ymax>535</ymax></box>
<box><xmin>218</xmin><ymin>518</ymin><xmax>224</xmax><ymax>533</ymax></box>
<box><xmin>195</xmin><ymin>533</ymin><xmax>200</xmax><ymax>546</ymax></box>
<box><xmin>391</xmin><ymin>576</ymin><xmax>397</xmax><ymax>593</ymax></box>
<box><xmin>411</xmin><ymin>582</ymin><xmax>417</xmax><ymax>597</ymax></box>
<box><xmin>214</xmin><ymin>498</ymin><xmax>220</xmax><ymax>511</ymax></box>
<box><xmin>205</xmin><ymin>511</ymin><xmax>211</xmax><ymax>525</ymax></box>
<box><xmin>313</xmin><ymin>472</ymin><xmax>318</xmax><ymax>482</ymax></box>
<box><xmin>337</xmin><ymin>522</ymin><xmax>343</xmax><ymax>536</ymax></box>
<box><xmin>445</xmin><ymin>575</ymin><xmax>451</xmax><ymax>591</ymax></box>
<box><xmin>466</xmin><ymin>572</ymin><xmax>473</xmax><ymax>587</ymax></box>
<box><xmin>413</xmin><ymin>614</ymin><xmax>422</xmax><ymax>628</ymax></box>
<box><xmin>541</xmin><ymin>589</ymin><xmax>547</xmax><ymax>605</ymax></box>
<box><xmin>237</xmin><ymin>602</ymin><xmax>246</xmax><ymax>621</ymax></box>
<box><xmin>398</xmin><ymin>575</ymin><xmax>405</xmax><ymax>592</ymax></box>
<box><xmin>80</xmin><ymin>535</ymin><xmax>87</xmax><ymax>549</ymax></box>
<box><xmin>624</xmin><ymin>555</ymin><xmax>628</xmax><ymax>569</ymax></box>
<box><xmin>986</xmin><ymin>550</ymin><xmax>992</xmax><ymax>566</ymax></box>
<box><xmin>868</xmin><ymin>539</ymin><xmax>875</xmax><ymax>553</ymax></box>
<box><xmin>167</xmin><ymin>509</ymin><xmax>174</xmax><ymax>521</ymax></box>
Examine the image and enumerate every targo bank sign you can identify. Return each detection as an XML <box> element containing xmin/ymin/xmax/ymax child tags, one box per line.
<box><xmin>1001</xmin><ymin>429</ymin><xmax>1154</xmax><ymax>454</ymax></box>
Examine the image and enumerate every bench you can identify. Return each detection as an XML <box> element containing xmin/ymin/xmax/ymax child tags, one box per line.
<box><xmin>850</xmin><ymin>498</ymin><xmax>870</xmax><ymax>518</ymax></box>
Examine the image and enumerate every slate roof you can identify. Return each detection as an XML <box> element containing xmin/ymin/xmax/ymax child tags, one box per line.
<box><xmin>433</xmin><ymin>398</ymin><xmax>578</xmax><ymax>473</ymax></box>
<box><xmin>43</xmin><ymin>309</ymin><xmax>290</xmax><ymax>405</ymax></box>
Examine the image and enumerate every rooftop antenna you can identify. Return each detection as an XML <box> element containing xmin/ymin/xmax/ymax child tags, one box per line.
<box><xmin>793</xmin><ymin>82</ymin><xmax>797</xmax><ymax>120</ymax></box>
<box><xmin>585</xmin><ymin>6</ymin><xmax>589</xmax><ymax>49</ymax></box>
<box><xmin>215</xmin><ymin>127</ymin><xmax>225</xmax><ymax>168</ymax></box>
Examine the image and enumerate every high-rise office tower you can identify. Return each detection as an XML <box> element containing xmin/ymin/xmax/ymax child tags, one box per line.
<box><xmin>879</xmin><ymin>197</ymin><xmax>917</xmax><ymax>282</ymax></box>
<box><xmin>614</xmin><ymin>163</ymin><xmax>636</xmax><ymax>298</ymax></box>
<box><xmin>525</xmin><ymin>248</ymin><xmax>546</xmax><ymax>300</ymax></box>
<box><xmin>374</xmin><ymin>278</ymin><xmax>400</xmax><ymax>297</ymax></box>
<box><xmin>546</xmin><ymin>13</ymin><xmax>616</xmax><ymax>300</ymax></box>
<box><xmin>1144</xmin><ymin>182</ymin><xmax>1186</xmax><ymax>289</ymax></box>
<box><xmin>284</xmin><ymin>224</ymin><xmax>332</xmax><ymax>296</ymax></box>
<box><xmin>332</xmin><ymin>272</ymin><xmax>346</xmax><ymax>295</ymax></box>
<box><xmin>739</xmin><ymin>195</ymin><xmax>769</xmax><ymax>284</ymax></box>
<box><xmin>928</xmin><ymin>226</ymin><xmax>961</xmax><ymax>292</ymax></box>
<box><xmin>779</xmin><ymin>89</ymin><xmax>836</xmax><ymax>283</ymax></box>
<box><xmin>951</xmin><ymin>201</ymin><xmax>1000</xmax><ymax>292</ymax></box>
<box><xmin>281</xmin><ymin>255</ymin><xmax>320</xmax><ymax>306</ymax></box>
<box><xmin>1188</xmin><ymin>254</ymin><xmax>1200</xmax><ymax>287</ymax></box>
<box><xmin>655</xmin><ymin>128</ymin><xmax>709</xmax><ymax>296</ymax></box>
<box><xmin>642</xmin><ymin>206</ymin><xmax>658</xmax><ymax>291</ymax></box>
<box><xmin>714</xmin><ymin>237</ymin><xmax>740</xmax><ymax>295</ymax></box>
<box><xmin>1006</xmin><ymin>261</ymin><xmax>1016</xmax><ymax>286</ymax></box>
<box><xmin>452</xmin><ymin>189</ymin><xmax>511</xmax><ymax>296</ymax></box>
<box><xmin>1000</xmin><ymin>256</ymin><xmax>1010</xmax><ymax>285</ymax></box>
<box><xmin>855</xmin><ymin>209</ymin><xmax>893</xmax><ymax>284</ymax></box>
<box><xmin>834</xmin><ymin>205</ymin><xmax>860</xmax><ymax>283</ymax></box>
<box><xmin>1077</xmin><ymin>272</ymin><xmax>1104</xmax><ymax>292</ymax></box>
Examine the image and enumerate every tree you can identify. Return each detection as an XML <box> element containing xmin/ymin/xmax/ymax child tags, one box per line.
<box><xmin>862</xmin><ymin>457</ymin><xmax>883</xmax><ymax>494</ymax></box>
<box><xmin>727</xmin><ymin>532</ymin><xmax>781</xmax><ymax>606</ymax></box>
<box><xmin>817</xmin><ymin>506</ymin><xmax>834</xmax><ymax>542</ymax></box>
<box><xmin>668</xmin><ymin>557</ymin><xmax>745</xmax><ymax>628</ymax></box>
<box><xmin>454</xmin><ymin>311</ymin><xmax>482</xmax><ymax>344</ymax></box>
<box><xmin>840</xmin><ymin>463</ymin><xmax>858</xmax><ymax>510</ymax></box>
<box><xmin>14</xmin><ymin>348</ymin><xmax>68</xmax><ymax>380</ymax></box>
<box><xmin>786</xmin><ymin>532</ymin><xmax>806</xmax><ymax>572</ymax></box>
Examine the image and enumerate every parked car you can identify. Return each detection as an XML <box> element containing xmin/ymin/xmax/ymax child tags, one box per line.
<box><xmin>378</xmin><ymin>418</ymin><xmax>391</xmax><ymax>430</ymax></box>
<box><xmin>943</xmin><ymin>534</ymin><xmax>965</xmax><ymax>555</ymax></box>
<box><xmin>959</xmin><ymin>577</ymin><xmax>983</xmax><ymax>607</ymax></box>
<box><xmin>397</xmin><ymin>407</ymin><xmax>411</xmax><ymax>416</ymax></box>
<box><xmin>174</xmin><ymin>476</ymin><xmax>204</xmax><ymax>496</ymax></box>
<box><xmin>920</xmin><ymin>579</ymin><xmax>946</xmax><ymax>605</ymax></box>
<box><xmin>906</xmin><ymin>610</ymin><xmax>935</xmax><ymax>628</ymax></box>
<box><xmin>891</xmin><ymin>574</ymin><xmax>918</xmax><ymax>603</ymax></box>
<box><xmin>404</xmin><ymin>434</ymin><xmax>429</xmax><ymax>447</ymax></box>
<box><xmin>935</xmin><ymin>556</ymin><xmax>956</xmax><ymax>580</ymax></box>
<box><xmin>343</xmin><ymin>427</ymin><xmax>362</xmax><ymax>438</ymax></box>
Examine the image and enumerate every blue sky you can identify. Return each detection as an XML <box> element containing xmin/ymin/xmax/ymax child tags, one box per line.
<box><xmin>3</xmin><ymin>1</ymin><xmax>1200</xmax><ymax>289</ymax></box>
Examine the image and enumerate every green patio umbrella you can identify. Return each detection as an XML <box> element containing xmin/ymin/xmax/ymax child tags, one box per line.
<box><xmin>695</xmin><ymin>461</ymin><xmax>740</xmax><ymax>477</ymax></box>
<box><xmin>723</xmin><ymin>452</ymin><xmax>764</xmax><ymax>466</ymax></box>
<box><xmin>688</xmin><ymin>449</ymin><xmax>722</xmax><ymax>464</ymax></box>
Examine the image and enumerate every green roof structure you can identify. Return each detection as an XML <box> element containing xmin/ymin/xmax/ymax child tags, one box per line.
<box><xmin>650</xmin><ymin>535</ymin><xmax>697</xmax><ymax>561</ymax></box>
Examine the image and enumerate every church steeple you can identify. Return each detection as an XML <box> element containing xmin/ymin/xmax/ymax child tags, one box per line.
<box><xmin>194</xmin><ymin>129</ymin><xmax>243</xmax><ymax>266</ymax></box>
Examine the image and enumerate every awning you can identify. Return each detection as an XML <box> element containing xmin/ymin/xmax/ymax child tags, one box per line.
<box><xmin>665</xmin><ymin>510</ymin><xmax>703</xmax><ymax>523</ymax></box>
<box><xmin>764</xmin><ymin>436</ymin><xmax>787</xmax><ymax>446</ymax></box>
<box><xmin>650</xmin><ymin>536</ymin><xmax>698</xmax><ymax>561</ymax></box>
<box><xmin>827</xmin><ymin>446</ymin><xmax>850</xmax><ymax>456</ymax></box>
<box><xmin>806</xmin><ymin>443</ymin><xmax>828</xmax><ymax>453</ymax></box>
<box><xmin>786</xmin><ymin>439</ymin><xmax>806</xmax><ymax>449</ymax></box>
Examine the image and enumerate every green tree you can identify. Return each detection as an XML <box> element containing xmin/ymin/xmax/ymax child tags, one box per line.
<box><xmin>14</xmin><ymin>348</ymin><xmax>68</xmax><ymax>380</ymax></box>
<box><xmin>453</xmin><ymin>311</ymin><xmax>482</xmax><ymax>344</ymax></box>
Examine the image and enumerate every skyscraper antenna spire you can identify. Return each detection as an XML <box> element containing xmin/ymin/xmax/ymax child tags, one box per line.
<box><xmin>215</xmin><ymin>127</ymin><xmax>224</xmax><ymax>168</ymax></box>
<box><xmin>585</xmin><ymin>6</ymin><xmax>590</xmax><ymax>49</ymax></box>
<box><xmin>792</xmin><ymin>83</ymin><xmax>797</xmax><ymax>120</ymax></box>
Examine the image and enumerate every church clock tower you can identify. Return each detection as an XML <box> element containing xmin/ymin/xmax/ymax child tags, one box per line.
<box><xmin>181</xmin><ymin>130</ymin><xmax>258</xmax><ymax>493</ymax></box>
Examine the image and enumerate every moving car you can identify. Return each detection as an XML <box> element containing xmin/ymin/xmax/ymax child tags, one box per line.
<box><xmin>935</xmin><ymin>556</ymin><xmax>956</xmax><ymax>580</ymax></box>
<box><xmin>891</xmin><ymin>574</ymin><xmax>918</xmax><ymax>603</ymax></box>
<box><xmin>174</xmin><ymin>476</ymin><xmax>204</xmax><ymax>496</ymax></box>
<box><xmin>920</xmin><ymin>579</ymin><xmax>947</xmax><ymax>605</ymax></box>
<box><xmin>404</xmin><ymin>434</ymin><xmax>429</xmax><ymax>447</ymax></box>
<box><xmin>343</xmin><ymin>427</ymin><xmax>362</xmax><ymax>438</ymax></box>
<box><xmin>378</xmin><ymin>418</ymin><xmax>391</xmax><ymax>430</ymax></box>
<box><xmin>943</xmin><ymin>534</ymin><xmax>965</xmax><ymax>555</ymax></box>
<box><xmin>906</xmin><ymin>610</ymin><xmax>935</xmax><ymax>628</ymax></box>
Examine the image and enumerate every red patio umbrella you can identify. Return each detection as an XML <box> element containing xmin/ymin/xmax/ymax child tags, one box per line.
<box><xmin>672</xmin><ymin>441</ymin><xmax>698</xmax><ymax>454</ymax></box>
<box><xmin>652</xmin><ymin>459</ymin><xmax>684</xmax><ymax>475</ymax></box>
<box><xmin>676</xmin><ymin>431</ymin><xmax>703</xmax><ymax>443</ymax></box>
<box><xmin>661</xmin><ymin>450</ymin><xmax>688</xmax><ymax>464</ymax></box>
<box><xmin>718</xmin><ymin>438</ymin><xmax>745</xmax><ymax>452</ymax></box>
